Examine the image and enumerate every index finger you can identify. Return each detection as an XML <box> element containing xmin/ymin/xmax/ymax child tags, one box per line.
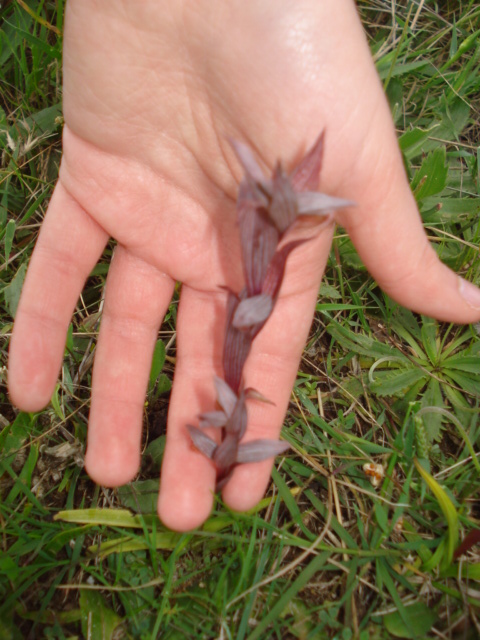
<box><xmin>8</xmin><ymin>182</ymin><xmax>108</xmax><ymax>411</ymax></box>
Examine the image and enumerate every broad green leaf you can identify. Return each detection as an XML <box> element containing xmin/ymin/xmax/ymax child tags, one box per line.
<box><xmin>392</xmin><ymin>307</ymin><xmax>422</xmax><ymax>339</ymax></box>
<box><xmin>444</xmin><ymin>370</ymin><xmax>480</xmax><ymax>397</ymax></box>
<box><xmin>79</xmin><ymin>590</ymin><xmax>123</xmax><ymax>640</ymax></box>
<box><xmin>338</xmin><ymin>374</ymin><xmax>366</xmax><ymax>401</ymax></box>
<box><xmin>378</xmin><ymin>59</ymin><xmax>430</xmax><ymax>80</ymax></box>
<box><xmin>5</xmin><ymin>444</ymin><xmax>38</xmax><ymax>504</ymax></box>
<box><xmin>51</xmin><ymin>384</ymin><xmax>65</xmax><ymax>420</ymax></box>
<box><xmin>295</xmin><ymin>387</ymin><xmax>319</xmax><ymax>415</ymax></box>
<box><xmin>436</xmin><ymin>98</ymin><xmax>470</xmax><ymax>144</ymax></box>
<box><xmin>117</xmin><ymin>479</ymin><xmax>158</xmax><ymax>514</ymax></box>
<box><xmin>3</xmin><ymin>262</ymin><xmax>27</xmax><ymax>317</ymax></box>
<box><xmin>441</xmin><ymin>329</ymin><xmax>477</xmax><ymax>359</ymax></box>
<box><xmin>441</xmin><ymin>562</ymin><xmax>480</xmax><ymax>581</ymax></box>
<box><xmin>420</xmin><ymin>196</ymin><xmax>480</xmax><ymax>221</ymax></box>
<box><xmin>442</xmin><ymin>383</ymin><xmax>472</xmax><ymax>414</ymax></box>
<box><xmin>55</xmin><ymin>507</ymin><xmax>234</xmax><ymax>535</ymax></box>
<box><xmin>154</xmin><ymin>372</ymin><xmax>171</xmax><ymax>397</ymax></box>
<box><xmin>335</xmin><ymin>237</ymin><xmax>366</xmax><ymax>270</ymax></box>
<box><xmin>88</xmin><ymin>518</ymin><xmax>234</xmax><ymax>557</ymax></box>
<box><xmin>414</xmin><ymin>459</ymin><xmax>459</xmax><ymax>569</ymax></box>
<box><xmin>399</xmin><ymin>126</ymin><xmax>439</xmax><ymax>159</ymax></box>
<box><xmin>4</xmin><ymin>218</ymin><xmax>15</xmax><ymax>262</ymax></box>
<box><xmin>422</xmin><ymin>537</ymin><xmax>448</xmax><ymax>573</ymax></box>
<box><xmin>28</xmin><ymin>103</ymin><xmax>62</xmax><ymax>135</ymax></box>
<box><xmin>87</xmin><ymin>533</ymin><xmax>179</xmax><ymax>557</ymax></box>
<box><xmin>412</xmin><ymin>99</ymin><xmax>470</xmax><ymax>158</ymax></box>
<box><xmin>144</xmin><ymin>435</ymin><xmax>166</xmax><ymax>469</ymax></box>
<box><xmin>319</xmin><ymin>283</ymin><xmax>342</xmax><ymax>299</ymax></box>
<box><xmin>0</xmin><ymin>412</ymin><xmax>33</xmax><ymax>475</ymax></box>
<box><xmin>442</xmin><ymin>355</ymin><xmax>480</xmax><ymax>374</ymax></box>
<box><xmin>421</xmin><ymin>378</ymin><xmax>444</xmax><ymax>443</ymax></box>
<box><xmin>90</xmin><ymin>263</ymin><xmax>110</xmax><ymax>277</ymax></box>
<box><xmin>421</xmin><ymin>317</ymin><xmax>438</xmax><ymax>365</ymax></box>
<box><xmin>54</xmin><ymin>508</ymin><xmax>158</xmax><ymax>529</ymax></box>
<box><xmin>369</xmin><ymin>356</ymin><xmax>412</xmax><ymax>383</ymax></box>
<box><xmin>403</xmin><ymin>377</ymin><xmax>429</xmax><ymax>405</ymax></box>
<box><xmin>386</xmin><ymin>77</ymin><xmax>403</xmax><ymax>124</ymax></box>
<box><xmin>0</xmin><ymin>555</ymin><xmax>19</xmax><ymax>582</ymax></box>
<box><xmin>390</xmin><ymin>321</ymin><xmax>427</xmax><ymax>361</ymax></box>
<box><xmin>369</xmin><ymin>367</ymin><xmax>426</xmax><ymax>397</ymax></box>
<box><xmin>467</xmin><ymin>341</ymin><xmax>480</xmax><ymax>357</ymax></box>
<box><xmin>65</xmin><ymin>323</ymin><xmax>74</xmax><ymax>353</ymax></box>
<box><xmin>412</xmin><ymin>147</ymin><xmax>448</xmax><ymax>200</ymax></box>
<box><xmin>384</xmin><ymin>602</ymin><xmax>437</xmax><ymax>639</ymax></box>
<box><xmin>149</xmin><ymin>339</ymin><xmax>166</xmax><ymax>387</ymax></box>
<box><xmin>328</xmin><ymin>322</ymin><xmax>403</xmax><ymax>360</ymax></box>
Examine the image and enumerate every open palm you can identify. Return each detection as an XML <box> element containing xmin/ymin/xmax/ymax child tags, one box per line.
<box><xmin>9</xmin><ymin>0</ymin><xmax>480</xmax><ymax>531</ymax></box>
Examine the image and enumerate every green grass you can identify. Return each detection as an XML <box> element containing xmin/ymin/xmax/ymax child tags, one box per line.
<box><xmin>1</xmin><ymin>1</ymin><xmax>480</xmax><ymax>638</ymax></box>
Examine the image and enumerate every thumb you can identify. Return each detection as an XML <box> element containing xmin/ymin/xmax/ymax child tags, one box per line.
<box><xmin>336</xmin><ymin>104</ymin><xmax>480</xmax><ymax>325</ymax></box>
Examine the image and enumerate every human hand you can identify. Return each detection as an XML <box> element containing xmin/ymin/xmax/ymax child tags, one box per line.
<box><xmin>8</xmin><ymin>0</ymin><xmax>480</xmax><ymax>531</ymax></box>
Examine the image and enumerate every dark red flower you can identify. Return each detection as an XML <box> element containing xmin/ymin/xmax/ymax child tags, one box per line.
<box><xmin>188</xmin><ymin>378</ymin><xmax>289</xmax><ymax>489</ymax></box>
<box><xmin>188</xmin><ymin>133</ymin><xmax>353</xmax><ymax>489</ymax></box>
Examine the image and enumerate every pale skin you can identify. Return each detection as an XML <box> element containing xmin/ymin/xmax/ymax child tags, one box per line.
<box><xmin>8</xmin><ymin>0</ymin><xmax>480</xmax><ymax>531</ymax></box>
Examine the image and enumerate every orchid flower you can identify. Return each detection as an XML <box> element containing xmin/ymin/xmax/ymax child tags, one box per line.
<box><xmin>189</xmin><ymin>133</ymin><xmax>353</xmax><ymax>489</ymax></box>
<box><xmin>187</xmin><ymin>377</ymin><xmax>289</xmax><ymax>489</ymax></box>
<box><xmin>223</xmin><ymin>134</ymin><xmax>353</xmax><ymax>392</ymax></box>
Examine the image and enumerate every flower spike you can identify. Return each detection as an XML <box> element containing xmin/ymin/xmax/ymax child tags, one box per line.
<box><xmin>188</xmin><ymin>132</ymin><xmax>354</xmax><ymax>489</ymax></box>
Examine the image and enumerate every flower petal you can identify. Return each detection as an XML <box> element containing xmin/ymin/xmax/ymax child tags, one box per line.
<box><xmin>269</xmin><ymin>163</ymin><xmax>298</xmax><ymax>233</ymax></box>
<box><xmin>225</xmin><ymin>389</ymin><xmax>248</xmax><ymax>439</ymax></box>
<box><xmin>214</xmin><ymin>376</ymin><xmax>238</xmax><ymax>417</ymax></box>
<box><xmin>223</xmin><ymin>292</ymin><xmax>254</xmax><ymax>393</ymax></box>
<box><xmin>213</xmin><ymin>432</ymin><xmax>239</xmax><ymax>473</ymax></box>
<box><xmin>261</xmin><ymin>239</ymin><xmax>309</xmax><ymax>299</ymax></box>
<box><xmin>297</xmin><ymin>191</ymin><xmax>355</xmax><ymax>216</ymax></box>
<box><xmin>198</xmin><ymin>410</ymin><xmax>228</xmax><ymax>429</ymax></box>
<box><xmin>187</xmin><ymin>425</ymin><xmax>217</xmax><ymax>459</ymax></box>
<box><xmin>238</xmin><ymin>182</ymin><xmax>279</xmax><ymax>295</ymax></box>
<box><xmin>230</xmin><ymin>139</ymin><xmax>268</xmax><ymax>186</ymax></box>
<box><xmin>236</xmin><ymin>439</ymin><xmax>290</xmax><ymax>464</ymax></box>
<box><xmin>215</xmin><ymin>467</ymin><xmax>235</xmax><ymax>491</ymax></box>
<box><xmin>232</xmin><ymin>293</ymin><xmax>273</xmax><ymax>329</ymax></box>
<box><xmin>290</xmin><ymin>131</ymin><xmax>325</xmax><ymax>192</ymax></box>
<box><xmin>244</xmin><ymin>387</ymin><xmax>275</xmax><ymax>405</ymax></box>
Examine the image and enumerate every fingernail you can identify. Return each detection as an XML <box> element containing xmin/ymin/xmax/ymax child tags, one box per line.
<box><xmin>458</xmin><ymin>276</ymin><xmax>480</xmax><ymax>311</ymax></box>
